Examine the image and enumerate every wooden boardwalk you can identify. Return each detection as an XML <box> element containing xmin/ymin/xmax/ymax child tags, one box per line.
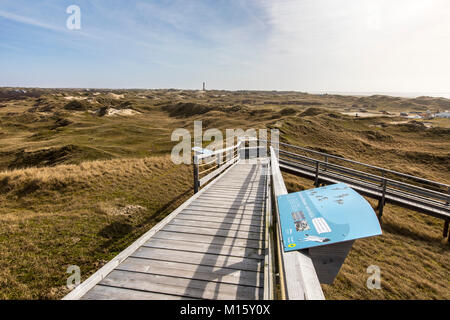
<box><xmin>75</xmin><ymin>160</ymin><xmax>270</xmax><ymax>300</ymax></box>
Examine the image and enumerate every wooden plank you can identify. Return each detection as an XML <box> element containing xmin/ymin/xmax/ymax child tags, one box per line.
<box><xmin>201</xmin><ymin>192</ymin><xmax>265</xmax><ymax>200</ymax></box>
<box><xmin>81</xmin><ymin>284</ymin><xmax>194</xmax><ymax>300</ymax></box>
<box><xmin>162</xmin><ymin>224</ymin><xmax>263</xmax><ymax>241</ymax></box>
<box><xmin>100</xmin><ymin>270</ymin><xmax>263</xmax><ymax>300</ymax></box>
<box><xmin>207</xmin><ymin>191</ymin><xmax>265</xmax><ymax>197</ymax></box>
<box><xmin>177</xmin><ymin>211</ymin><xmax>263</xmax><ymax>225</ymax></box>
<box><xmin>200</xmin><ymin>194</ymin><xmax>265</xmax><ymax>201</ymax></box>
<box><xmin>199</xmin><ymin>158</ymin><xmax>238</xmax><ymax>187</ymax></box>
<box><xmin>191</xmin><ymin>201</ymin><xmax>264</xmax><ymax>211</ymax></box>
<box><xmin>207</xmin><ymin>188</ymin><xmax>265</xmax><ymax>194</ymax></box>
<box><xmin>186</xmin><ymin>205</ymin><xmax>264</xmax><ymax>216</ymax></box>
<box><xmin>130</xmin><ymin>247</ymin><xmax>263</xmax><ymax>272</ymax></box>
<box><xmin>153</xmin><ymin>231</ymin><xmax>263</xmax><ymax>249</ymax></box>
<box><xmin>116</xmin><ymin>257</ymin><xmax>264</xmax><ymax>287</ymax></box>
<box><xmin>199</xmin><ymin>195</ymin><xmax>265</xmax><ymax>203</ymax></box>
<box><xmin>143</xmin><ymin>238</ymin><xmax>264</xmax><ymax>259</ymax></box>
<box><xmin>211</xmin><ymin>185</ymin><xmax>266</xmax><ymax>191</ymax></box>
<box><xmin>214</xmin><ymin>181</ymin><xmax>263</xmax><ymax>185</ymax></box>
<box><xmin>210</xmin><ymin>180</ymin><xmax>264</xmax><ymax>184</ymax></box>
<box><xmin>180</xmin><ymin>209</ymin><xmax>264</xmax><ymax>221</ymax></box>
<box><xmin>170</xmin><ymin>218</ymin><xmax>264</xmax><ymax>234</ymax></box>
<box><xmin>191</xmin><ymin>200</ymin><xmax>264</xmax><ymax>210</ymax></box>
<box><xmin>194</xmin><ymin>198</ymin><xmax>264</xmax><ymax>206</ymax></box>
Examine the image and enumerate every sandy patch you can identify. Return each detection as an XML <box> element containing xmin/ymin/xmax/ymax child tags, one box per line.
<box><xmin>64</xmin><ymin>96</ymin><xmax>87</xmax><ymax>101</ymax></box>
<box><xmin>107</xmin><ymin>93</ymin><xmax>125</xmax><ymax>99</ymax></box>
<box><xmin>95</xmin><ymin>107</ymin><xmax>141</xmax><ymax>116</ymax></box>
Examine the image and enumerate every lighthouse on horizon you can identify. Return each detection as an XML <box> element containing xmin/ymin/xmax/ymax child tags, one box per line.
<box><xmin>202</xmin><ymin>82</ymin><xmax>206</xmax><ymax>91</ymax></box>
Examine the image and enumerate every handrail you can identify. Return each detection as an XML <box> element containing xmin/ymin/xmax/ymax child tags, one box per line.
<box><xmin>270</xmin><ymin>146</ymin><xmax>325</xmax><ymax>300</ymax></box>
<box><xmin>196</xmin><ymin>140</ymin><xmax>242</xmax><ymax>160</ymax></box>
<box><xmin>193</xmin><ymin>140</ymin><xmax>243</xmax><ymax>193</ymax></box>
<box><xmin>261</xmin><ymin>140</ymin><xmax>449</xmax><ymax>189</ymax></box>
<box><xmin>277</xmin><ymin>148</ymin><xmax>449</xmax><ymax>202</ymax></box>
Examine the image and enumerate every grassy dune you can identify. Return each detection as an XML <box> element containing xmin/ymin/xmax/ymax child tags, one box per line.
<box><xmin>0</xmin><ymin>88</ymin><xmax>448</xmax><ymax>299</ymax></box>
<box><xmin>0</xmin><ymin>155</ymin><xmax>192</xmax><ymax>299</ymax></box>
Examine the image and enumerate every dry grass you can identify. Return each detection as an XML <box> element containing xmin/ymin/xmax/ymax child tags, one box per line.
<box><xmin>0</xmin><ymin>155</ymin><xmax>192</xmax><ymax>299</ymax></box>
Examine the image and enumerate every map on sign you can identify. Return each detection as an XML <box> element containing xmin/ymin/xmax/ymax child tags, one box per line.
<box><xmin>277</xmin><ymin>183</ymin><xmax>382</xmax><ymax>251</ymax></box>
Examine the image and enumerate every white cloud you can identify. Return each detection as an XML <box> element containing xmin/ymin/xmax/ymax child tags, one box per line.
<box><xmin>0</xmin><ymin>9</ymin><xmax>62</xmax><ymax>32</ymax></box>
<box><xmin>252</xmin><ymin>0</ymin><xmax>450</xmax><ymax>92</ymax></box>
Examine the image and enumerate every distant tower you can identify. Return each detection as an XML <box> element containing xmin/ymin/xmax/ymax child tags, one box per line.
<box><xmin>202</xmin><ymin>82</ymin><xmax>206</xmax><ymax>91</ymax></box>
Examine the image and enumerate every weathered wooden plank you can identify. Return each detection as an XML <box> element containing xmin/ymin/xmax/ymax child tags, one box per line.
<box><xmin>186</xmin><ymin>205</ymin><xmax>264</xmax><ymax>216</ymax></box>
<box><xmin>201</xmin><ymin>192</ymin><xmax>265</xmax><ymax>200</ymax></box>
<box><xmin>81</xmin><ymin>284</ymin><xmax>194</xmax><ymax>300</ymax></box>
<box><xmin>153</xmin><ymin>231</ymin><xmax>263</xmax><ymax>249</ymax></box>
<box><xmin>143</xmin><ymin>238</ymin><xmax>264</xmax><ymax>259</ymax></box>
<box><xmin>116</xmin><ymin>257</ymin><xmax>264</xmax><ymax>287</ymax></box>
<box><xmin>162</xmin><ymin>224</ymin><xmax>263</xmax><ymax>241</ymax></box>
<box><xmin>194</xmin><ymin>198</ymin><xmax>264</xmax><ymax>206</ymax></box>
<box><xmin>208</xmin><ymin>192</ymin><xmax>264</xmax><ymax>198</ymax></box>
<box><xmin>176</xmin><ymin>212</ymin><xmax>263</xmax><ymax>227</ymax></box>
<box><xmin>170</xmin><ymin>218</ymin><xmax>264</xmax><ymax>234</ymax></box>
<box><xmin>213</xmin><ymin>179</ymin><xmax>264</xmax><ymax>183</ymax></box>
<box><xmin>130</xmin><ymin>247</ymin><xmax>263</xmax><ymax>272</ymax></box>
<box><xmin>191</xmin><ymin>200</ymin><xmax>264</xmax><ymax>210</ymax></box>
<box><xmin>179</xmin><ymin>209</ymin><xmax>264</xmax><ymax>222</ymax></box>
<box><xmin>100</xmin><ymin>270</ymin><xmax>262</xmax><ymax>300</ymax></box>
<box><xmin>210</xmin><ymin>178</ymin><xmax>265</xmax><ymax>184</ymax></box>
<box><xmin>199</xmin><ymin>194</ymin><xmax>265</xmax><ymax>202</ymax></box>
<box><xmin>210</xmin><ymin>185</ymin><xmax>266</xmax><ymax>192</ymax></box>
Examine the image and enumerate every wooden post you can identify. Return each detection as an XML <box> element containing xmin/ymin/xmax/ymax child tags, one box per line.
<box><xmin>446</xmin><ymin>187</ymin><xmax>450</xmax><ymax>241</ymax></box>
<box><xmin>443</xmin><ymin>220</ymin><xmax>449</xmax><ymax>239</ymax></box>
<box><xmin>314</xmin><ymin>161</ymin><xmax>320</xmax><ymax>187</ymax></box>
<box><xmin>324</xmin><ymin>156</ymin><xmax>328</xmax><ymax>172</ymax></box>
<box><xmin>216</xmin><ymin>153</ymin><xmax>221</xmax><ymax>168</ymax></box>
<box><xmin>446</xmin><ymin>187</ymin><xmax>450</xmax><ymax>206</ymax></box>
<box><xmin>193</xmin><ymin>155</ymin><xmax>199</xmax><ymax>194</ymax></box>
<box><xmin>378</xmin><ymin>179</ymin><xmax>387</xmax><ymax>220</ymax></box>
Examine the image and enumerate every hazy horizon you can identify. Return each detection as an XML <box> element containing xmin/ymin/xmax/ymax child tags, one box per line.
<box><xmin>1</xmin><ymin>0</ymin><xmax>450</xmax><ymax>92</ymax></box>
<box><xmin>4</xmin><ymin>86</ymin><xmax>450</xmax><ymax>100</ymax></box>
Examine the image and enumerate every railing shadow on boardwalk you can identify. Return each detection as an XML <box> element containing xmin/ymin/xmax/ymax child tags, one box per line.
<box><xmin>182</xmin><ymin>163</ymin><xmax>267</xmax><ymax>299</ymax></box>
<box><xmin>93</xmin><ymin>188</ymin><xmax>193</xmax><ymax>253</ymax></box>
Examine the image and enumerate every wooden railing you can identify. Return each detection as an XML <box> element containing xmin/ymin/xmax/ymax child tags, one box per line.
<box><xmin>270</xmin><ymin>147</ymin><xmax>325</xmax><ymax>300</ymax></box>
<box><xmin>193</xmin><ymin>141</ymin><xmax>242</xmax><ymax>193</ymax></box>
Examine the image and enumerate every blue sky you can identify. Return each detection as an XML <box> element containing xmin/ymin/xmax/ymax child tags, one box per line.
<box><xmin>1</xmin><ymin>0</ymin><xmax>450</xmax><ymax>92</ymax></box>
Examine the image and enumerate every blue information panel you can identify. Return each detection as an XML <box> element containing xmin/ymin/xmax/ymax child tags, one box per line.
<box><xmin>277</xmin><ymin>183</ymin><xmax>382</xmax><ymax>251</ymax></box>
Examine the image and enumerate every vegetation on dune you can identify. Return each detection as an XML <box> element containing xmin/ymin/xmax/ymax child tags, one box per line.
<box><xmin>0</xmin><ymin>88</ymin><xmax>448</xmax><ymax>299</ymax></box>
<box><xmin>0</xmin><ymin>155</ymin><xmax>192</xmax><ymax>299</ymax></box>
